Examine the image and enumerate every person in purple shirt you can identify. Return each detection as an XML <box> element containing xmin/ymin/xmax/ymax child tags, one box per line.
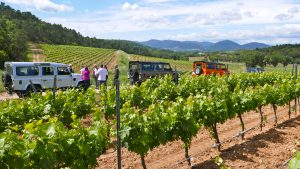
<box><xmin>81</xmin><ymin>66</ymin><xmax>90</xmax><ymax>90</ymax></box>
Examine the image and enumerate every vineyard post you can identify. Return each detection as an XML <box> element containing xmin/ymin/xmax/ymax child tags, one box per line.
<box><xmin>258</xmin><ymin>106</ymin><xmax>264</xmax><ymax>131</ymax></box>
<box><xmin>295</xmin><ymin>64</ymin><xmax>298</xmax><ymax>115</ymax></box>
<box><xmin>296</xmin><ymin>64</ymin><xmax>298</xmax><ymax>78</ymax></box>
<box><xmin>292</xmin><ymin>64</ymin><xmax>294</xmax><ymax>76</ymax></box>
<box><xmin>29</xmin><ymin>80</ymin><xmax>37</xmax><ymax>94</ymax></box>
<box><xmin>293</xmin><ymin>63</ymin><xmax>298</xmax><ymax>114</ymax></box>
<box><xmin>226</xmin><ymin>64</ymin><xmax>229</xmax><ymax>81</ymax></box>
<box><xmin>115</xmin><ymin>79</ymin><xmax>121</xmax><ymax>169</ymax></box>
<box><xmin>52</xmin><ymin>75</ymin><xmax>57</xmax><ymax>104</ymax></box>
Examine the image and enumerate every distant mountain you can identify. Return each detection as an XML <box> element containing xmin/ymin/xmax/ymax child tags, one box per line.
<box><xmin>140</xmin><ymin>39</ymin><xmax>270</xmax><ymax>52</ymax></box>
<box><xmin>242</xmin><ymin>42</ymin><xmax>270</xmax><ymax>50</ymax></box>
<box><xmin>209</xmin><ymin>40</ymin><xmax>241</xmax><ymax>51</ymax></box>
<box><xmin>140</xmin><ymin>40</ymin><xmax>204</xmax><ymax>51</ymax></box>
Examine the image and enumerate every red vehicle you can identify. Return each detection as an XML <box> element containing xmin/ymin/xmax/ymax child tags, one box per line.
<box><xmin>192</xmin><ymin>61</ymin><xmax>229</xmax><ymax>76</ymax></box>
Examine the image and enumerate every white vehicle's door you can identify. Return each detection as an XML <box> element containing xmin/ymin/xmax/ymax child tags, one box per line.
<box><xmin>41</xmin><ymin>66</ymin><xmax>54</xmax><ymax>89</ymax></box>
<box><xmin>56</xmin><ymin>67</ymin><xmax>72</xmax><ymax>88</ymax></box>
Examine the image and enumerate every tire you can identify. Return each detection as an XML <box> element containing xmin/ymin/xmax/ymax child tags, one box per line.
<box><xmin>23</xmin><ymin>85</ymin><xmax>41</xmax><ymax>97</ymax></box>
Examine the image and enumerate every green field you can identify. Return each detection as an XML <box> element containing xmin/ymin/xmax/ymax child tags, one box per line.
<box><xmin>41</xmin><ymin>44</ymin><xmax>116</xmax><ymax>73</ymax></box>
<box><xmin>223</xmin><ymin>62</ymin><xmax>295</xmax><ymax>74</ymax></box>
<box><xmin>0</xmin><ymin>70</ymin><xmax>4</xmax><ymax>92</ymax></box>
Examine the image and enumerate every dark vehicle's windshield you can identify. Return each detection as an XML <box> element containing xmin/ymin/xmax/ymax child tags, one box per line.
<box><xmin>141</xmin><ymin>63</ymin><xmax>154</xmax><ymax>71</ymax></box>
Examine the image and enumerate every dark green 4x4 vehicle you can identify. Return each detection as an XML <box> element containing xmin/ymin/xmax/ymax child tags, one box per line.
<box><xmin>128</xmin><ymin>61</ymin><xmax>179</xmax><ymax>85</ymax></box>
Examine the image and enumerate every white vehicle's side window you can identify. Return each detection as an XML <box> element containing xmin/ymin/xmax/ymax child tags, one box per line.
<box><xmin>42</xmin><ymin>67</ymin><xmax>54</xmax><ymax>76</ymax></box>
<box><xmin>16</xmin><ymin>66</ymin><xmax>39</xmax><ymax>76</ymax></box>
<box><xmin>57</xmin><ymin>67</ymin><xmax>70</xmax><ymax>75</ymax></box>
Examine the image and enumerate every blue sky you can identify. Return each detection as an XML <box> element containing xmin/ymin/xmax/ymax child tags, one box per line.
<box><xmin>2</xmin><ymin>0</ymin><xmax>300</xmax><ymax>45</ymax></box>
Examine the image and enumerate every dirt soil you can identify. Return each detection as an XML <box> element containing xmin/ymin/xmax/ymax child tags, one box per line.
<box><xmin>0</xmin><ymin>92</ymin><xmax>18</xmax><ymax>101</ymax></box>
<box><xmin>97</xmin><ymin>104</ymin><xmax>300</xmax><ymax>169</ymax></box>
<box><xmin>30</xmin><ymin>43</ymin><xmax>47</xmax><ymax>62</ymax></box>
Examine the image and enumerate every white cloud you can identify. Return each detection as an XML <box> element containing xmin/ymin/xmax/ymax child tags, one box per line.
<box><xmin>288</xmin><ymin>7</ymin><xmax>299</xmax><ymax>14</ymax></box>
<box><xmin>122</xmin><ymin>2</ymin><xmax>139</xmax><ymax>10</ymax></box>
<box><xmin>4</xmin><ymin>0</ymin><xmax>73</xmax><ymax>12</ymax></box>
<box><xmin>142</xmin><ymin>0</ymin><xmax>175</xmax><ymax>4</ymax></box>
<box><xmin>275</xmin><ymin>13</ymin><xmax>292</xmax><ymax>21</ymax></box>
<box><xmin>168</xmin><ymin>33</ymin><xmax>200</xmax><ymax>41</ymax></box>
<box><xmin>243</xmin><ymin>11</ymin><xmax>254</xmax><ymax>17</ymax></box>
<box><xmin>45</xmin><ymin>0</ymin><xmax>300</xmax><ymax>44</ymax></box>
<box><xmin>274</xmin><ymin>7</ymin><xmax>299</xmax><ymax>21</ymax></box>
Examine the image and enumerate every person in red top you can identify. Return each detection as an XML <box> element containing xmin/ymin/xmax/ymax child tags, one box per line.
<box><xmin>81</xmin><ymin>66</ymin><xmax>90</xmax><ymax>90</ymax></box>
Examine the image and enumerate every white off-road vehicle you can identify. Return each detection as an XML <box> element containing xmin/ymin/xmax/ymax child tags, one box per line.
<box><xmin>1</xmin><ymin>62</ymin><xmax>84</xmax><ymax>97</ymax></box>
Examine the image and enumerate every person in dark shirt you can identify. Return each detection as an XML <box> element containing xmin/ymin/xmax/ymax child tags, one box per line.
<box><xmin>68</xmin><ymin>64</ymin><xmax>74</xmax><ymax>73</ymax></box>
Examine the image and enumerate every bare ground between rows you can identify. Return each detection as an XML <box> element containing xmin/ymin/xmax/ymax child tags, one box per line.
<box><xmin>97</xmin><ymin>103</ymin><xmax>299</xmax><ymax>169</ymax></box>
<box><xmin>0</xmin><ymin>92</ymin><xmax>18</xmax><ymax>101</ymax></box>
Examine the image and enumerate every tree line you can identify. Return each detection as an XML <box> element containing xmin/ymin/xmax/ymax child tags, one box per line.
<box><xmin>209</xmin><ymin>44</ymin><xmax>300</xmax><ymax>67</ymax></box>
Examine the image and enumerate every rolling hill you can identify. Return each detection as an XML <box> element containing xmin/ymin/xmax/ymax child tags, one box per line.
<box><xmin>140</xmin><ymin>39</ymin><xmax>270</xmax><ymax>52</ymax></box>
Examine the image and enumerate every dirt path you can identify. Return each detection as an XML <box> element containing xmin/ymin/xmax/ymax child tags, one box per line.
<box><xmin>29</xmin><ymin>43</ymin><xmax>47</xmax><ymax>62</ymax></box>
<box><xmin>97</xmin><ymin>104</ymin><xmax>299</xmax><ymax>169</ymax></box>
<box><xmin>0</xmin><ymin>92</ymin><xmax>18</xmax><ymax>101</ymax></box>
<box><xmin>106</xmin><ymin>50</ymin><xmax>121</xmax><ymax>70</ymax></box>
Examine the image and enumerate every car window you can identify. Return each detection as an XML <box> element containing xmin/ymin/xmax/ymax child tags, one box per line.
<box><xmin>130</xmin><ymin>64</ymin><xmax>139</xmax><ymax>70</ymax></box>
<box><xmin>141</xmin><ymin>63</ymin><xmax>154</xmax><ymax>71</ymax></box>
<box><xmin>16</xmin><ymin>66</ymin><xmax>39</xmax><ymax>76</ymax></box>
<box><xmin>42</xmin><ymin>67</ymin><xmax>54</xmax><ymax>76</ymax></box>
<box><xmin>163</xmin><ymin>64</ymin><xmax>172</xmax><ymax>71</ymax></box>
<box><xmin>155</xmin><ymin>64</ymin><xmax>164</xmax><ymax>71</ymax></box>
<box><xmin>207</xmin><ymin>63</ymin><xmax>215</xmax><ymax>69</ymax></box>
<box><xmin>216</xmin><ymin>64</ymin><xmax>225</xmax><ymax>70</ymax></box>
<box><xmin>57</xmin><ymin>67</ymin><xmax>71</xmax><ymax>75</ymax></box>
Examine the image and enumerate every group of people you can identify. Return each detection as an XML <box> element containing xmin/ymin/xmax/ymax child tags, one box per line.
<box><xmin>76</xmin><ymin>64</ymin><xmax>119</xmax><ymax>90</ymax></box>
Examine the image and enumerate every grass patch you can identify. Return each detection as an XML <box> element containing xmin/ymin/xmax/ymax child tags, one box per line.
<box><xmin>117</xmin><ymin>51</ymin><xmax>130</xmax><ymax>84</ymax></box>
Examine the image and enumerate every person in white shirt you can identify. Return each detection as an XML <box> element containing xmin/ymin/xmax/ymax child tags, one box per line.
<box><xmin>92</xmin><ymin>64</ymin><xmax>99</xmax><ymax>88</ymax></box>
<box><xmin>80</xmin><ymin>65</ymin><xmax>85</xmax><ymax>74</ymax></box>
<box><xmin>96</xmin><ymin>64</ymin><xmax>108</xmax><ymax>88</ymax></box>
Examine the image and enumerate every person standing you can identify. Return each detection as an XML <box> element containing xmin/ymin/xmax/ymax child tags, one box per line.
<box><xmin>80</xmin><ymin>65</ymin><xmax>85</xmax><ymax>75</ymax></box>
<box><xmin>68</xmin><ymin>64</ymin><xmax>74</xmax><ymax>73</ymax></box>
<box><xmin>81</xmin><ymin>66</ymin><xmax>90</xmax><ymax>91</ymax></box>
<box><xmin>96</xmin><ymin>64</ymin><xmax>108</xmax><ymax>88</ymax></box>
<box><xmin>104</xmin><ymin>65</ymin><xmax>108</xmax><ymax>84</ymax></box>
<box><xmin>92</xmin><ymin>64</ymin><xmax>99</xmax><ymax>88</ymax></box>
<box><xmin>114</xmin><ymin>64</ymin><xmax>119</xmax><ymax>86</ymax></box>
